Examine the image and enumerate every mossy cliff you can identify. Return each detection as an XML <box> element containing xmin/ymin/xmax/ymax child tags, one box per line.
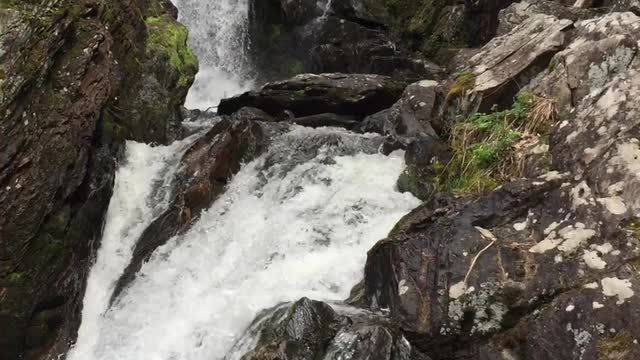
<box><xmin>0</xmin><ymin>0</ymin><xmax>197</xmax><ymax>358</ymax></box>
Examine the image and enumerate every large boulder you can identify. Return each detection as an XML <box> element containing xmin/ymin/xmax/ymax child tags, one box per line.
<box><xmin>466</xmin><ymin>14</ymin><xmax>573</xmax><ymax>111</ymax></box>
<box><xmin>218</xmin><ymin>73</ymin><xmax>409</xmax><ymax>120</ymax></box>
<box><xmin>0</xmin><ymin>0</ymin><xmax>197</xmax><ymax>358</ymax></box>
<box><xmin>236</xmin><ymin>298</ymin><xmax>431</xmax><ymax>360</ymax></box>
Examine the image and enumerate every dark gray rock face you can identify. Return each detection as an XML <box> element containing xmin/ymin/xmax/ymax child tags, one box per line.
<box><xmin>0</xmin><ymin>0</ymin><xmax>196</xmax><ymax>358</ymax></box>
<box><xmin>237</xmin><ymin>298</ymin><xmax>431</xmax><ymax>360</ymax></box>
<box><xmin>246</xmin><ymin>0</ymin><xmax>446</xmax><ymax>83</ymax></box>
<box><xmin>218</xmin><ymin>73</ymin><xmax>409</xmax><ymax>120</ymax></box>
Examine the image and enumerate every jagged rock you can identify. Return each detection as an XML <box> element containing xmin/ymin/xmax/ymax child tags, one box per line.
<box><xmin>466</xmin><ymin>14</ymin><xmax>573</xmax><ymax>111</ymax></box>
<box><xmin>218</xmin><ymin>73</ymin><xmax>409</xmax><ymax>120</ymax></box>
<box><xmin>531</xmin><ymin>12</ymin><xmax>640</xmax><ymax>115</ymax></box>
<box><xmin>382</xmin><ymin>80</ymin><xmax>443</xmax><ymax>141</ymax></box>
<box><xmin>351</xmin><ymin>79</ymin><xmax>449</xmax><ymax>200</ymax></box>
<box><xmin>365</xmin><ymin>173</ymin><xmax>640</xmax><ymax>359</ymax></box>
<box><xmin>497</xmin><ymin>0</ymin><xmax>603</xmax><ymax>36</ymax></box>
<box><xmin>396</xmin><ymin>137</ymin><xmax>451</xmax><ymax>200</ymax></box>
<box><xmin>111</xmin><ymin>117</ymin><xmax>265</xmax><ymax>302</ymax></box>
<box><xmin>236</xmin><ymin>298</ymin><xmax>430</xmax><ymax>360</ymax></box>
<box><xmin>0</xmin><ymin>0</ymin><xmax>195</xmax><ymax>358</ymax></box>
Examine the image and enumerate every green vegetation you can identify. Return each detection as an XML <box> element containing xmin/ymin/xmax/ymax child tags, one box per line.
<box><xmin>446</xmin><ymin>70</ymin><xmax>476</xmax><ymax>104</ymax></box>
<box><xmin>435</xmin><ymin>92</ymin><xmax>536</xmax><ymax>196</ymax></box>
<box><xmin>144</xmin><ymin>15</ymin><xmax>198</xmax><ymax>87</ymax></box>
<box><xmin>623</xmin><ymin>217</ymin><xmax>640</xmax><ymax>239</ymax></box>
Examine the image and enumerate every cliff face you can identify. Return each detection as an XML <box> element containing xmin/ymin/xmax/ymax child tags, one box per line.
<box><xmin>0</xmin><ymin>0</ymin><xmax>196</xmax><ymax>358</ymax></box>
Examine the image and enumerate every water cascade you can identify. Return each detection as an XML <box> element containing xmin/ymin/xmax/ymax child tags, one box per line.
<box><xmin>69</xmin><ymin>1</ymin><xmax>420</xmax><ymax>359</ymax></box>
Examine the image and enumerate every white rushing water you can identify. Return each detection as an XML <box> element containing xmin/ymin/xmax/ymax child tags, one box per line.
<box><xmin>172</xmin><ymin>0</ymin><xmax>254</xmax><ymax>109</ymax></box>
<box><xmin>69</xmin><ymin>126</ymin><xmax>420</xmax><ymax>360</ymax></box>
<box><xmin>68</xmin><ymin>134</ymin><xmax>204</xmax><ymax>359</ymax></box>
<box><xmin>70</xmin><ymin>1</ymin><xmax>421</xmax><ymax>359</ymax></box>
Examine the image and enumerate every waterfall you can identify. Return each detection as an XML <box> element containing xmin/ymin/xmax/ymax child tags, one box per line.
<box><xmin>172</xmin><ymin>0</ymin><xmax>254</xmax><ymax>110</ymax></box>
<box><xmin>69</xmin><ymin>126</ymin><xmax>419</xmax><ymax>360</ymax></box>
<box><xmin>68</xmin><ymin>133</ymin><xmax>206</xmax><ymax>359</ymax></box>
<box><xmin>69</xmin><ymin>1</ymin><xmax>420</xmax><ymax>359</ymax></box>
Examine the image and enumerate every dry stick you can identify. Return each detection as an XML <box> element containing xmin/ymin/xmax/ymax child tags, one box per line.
<box><xmin>463</xmin><ymin>237</ymin><xmax>497</xmax><ymax>285</ymax></box>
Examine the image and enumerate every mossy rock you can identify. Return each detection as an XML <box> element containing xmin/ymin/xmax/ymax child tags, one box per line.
<box><xmin>145</xmin><ymin>15</ymin><xmax>198</xmax><ymax>88</ymax></box>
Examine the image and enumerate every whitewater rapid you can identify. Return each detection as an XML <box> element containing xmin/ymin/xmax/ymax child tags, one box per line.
<box><xmin>69</xmin><ymin>126</ymin><xmax>419</xmax><ymax>360</ymax></box>
<box><xmin>69</xmin><ymin>1</ymin><xmax>421</xmax><ymax>359</ymax></box>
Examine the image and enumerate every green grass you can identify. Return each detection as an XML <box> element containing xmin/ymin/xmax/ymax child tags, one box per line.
<box><xmin>436</xmin><ymin>91</ymin><xmax>535</xmax><ymax>196</ymax></box>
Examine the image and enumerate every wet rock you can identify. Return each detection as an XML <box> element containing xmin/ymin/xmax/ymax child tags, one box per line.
<box><xmin>364</xmin><ymin>172</ymin><xmax>640</xmax><ymax>359</ymax></box>
<box><xmin>0</xmin><ymin>0</ymin><xmax>194</xmax><ymax>358</ymax></box>
<box><xmin>111</xmin><ymin>118</ymin><xmax>265</xmax><ymax>302</ymax></box>
<box><xmin>397</xmin><ymin>137</ymin><xmax>451</xmax><ymax>201</ymax></box>
<box><xmin>291</xmin><ymin>113</ymin><xmax>360</xmax><ymax>129</ymax></box>
<box><xmin>218</xmin><ymin>73</ymin><xmax>409</xmax><ymax>121</ymax></box>
<box><xmin>236</xmin><ymin>298</ymin><xmax>430</xmax><ymax>360</ymax></box>
<box><xmin>247</xmin><ymin>0</ymin><xmax>446</xmax><ymax>82</ymax></box>
<box><xmin>310</xmin><ymin>16</ymin><xmax>441</xmax><ymax>80</ymax></box>
<box><xmin>329</xmin><ymin>0</ymin><xmax>393</xmax><ymax>29</ymax></box>
<box><xmin>231</xmin><ymin>107</ymin><xmax>276</xmax><ymax>123</ymax></box>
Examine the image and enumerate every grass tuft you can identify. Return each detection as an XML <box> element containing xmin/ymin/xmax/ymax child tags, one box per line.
<box><xmin>435</xmin><ymin>91</ymin><xmax>547</xmax><ymax>196</ymax></box>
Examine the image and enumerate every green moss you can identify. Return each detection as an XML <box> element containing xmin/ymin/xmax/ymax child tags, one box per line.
<box><xmin>624</xmin><ymin>217</ymin><xmax>640</xmax><ymax>240</ymax></box>
<box><xmin>435</xmin><ymin>91</ymin><xmax>534</xmax><ymax>196</ymax></box>
<box><xmin>597</xmin><ymin>332</ymin><xmax>634</xmax><ymax>359</ymax></box>
<box><xmin>446</xmin><ymin>70</ymin><xmax>476</xmax><ymax>102</ymax></box>
<box><xmin>144</xmin><ymin>15</ymin><xmax>198</xmax><ymax>87</ymax></box>
<box><xmin>7</xmin><ymin>272</ymin><xmax>23</xmax><ymax>284</ymax></box>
